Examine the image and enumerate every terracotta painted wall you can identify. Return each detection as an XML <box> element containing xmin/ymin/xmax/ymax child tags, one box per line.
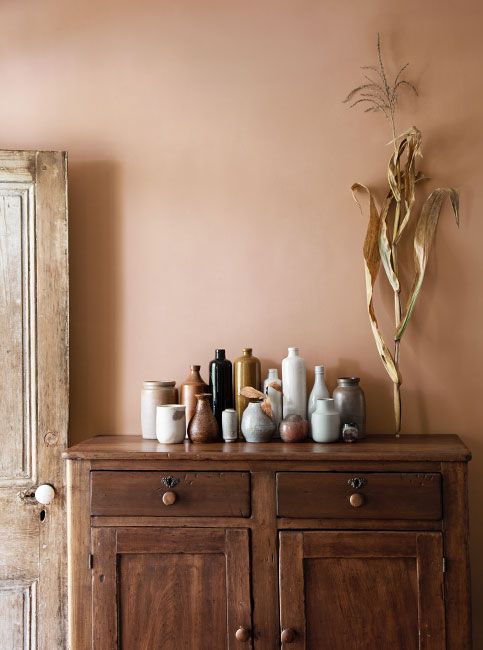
<box><xmin>1</xmin><ymin>0</ymin><xmax>482</xmax><ymax>640</ymax></box>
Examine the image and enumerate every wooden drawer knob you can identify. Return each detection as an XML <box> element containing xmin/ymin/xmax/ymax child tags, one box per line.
<box><xmin>235</xmin><ymin>626</ymin><xmax>251</xmax><ymax>642</ymax></box>
<box><xmin>349</xmin><ymin>492</ymin><xmax>365</xmax><ymax>508</ymax></box>
<box><xmin>162</xmin><ymin>491</ymin><xmax>177</xmax><ymax>506</ymax></box>
<box><xmin>281</xmin><ymin>628</ymin><xmax>296</xmax><ymax>643</ymax></box>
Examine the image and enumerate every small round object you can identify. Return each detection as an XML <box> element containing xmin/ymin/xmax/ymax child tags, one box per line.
<box><xmin>34</xmin><ymin>484</ymin><xmax>55</xmax><ymax>505</ymax></box>
<box><xmin>235</xmin><ymin>626</ymin><xmax>251</xmax><ymax>642</ymax></box>
<box><xmin>281</xmin><ymin>628</ymin><xmax>296</xmax><ymax>644</ymax></box>
<box><xmin>162</xmin><ymin>491</ymin><xmax>177</xmax><ymax>506</ymax></box>
<box><xmin>349</xmin><ymin>492</ymin><xmax>365</xmax><ymax>508</ymax></box>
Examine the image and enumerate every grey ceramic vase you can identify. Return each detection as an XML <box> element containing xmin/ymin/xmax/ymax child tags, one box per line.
<box><xmin>241</xmin><ymin>401</ymin><xmax>275</xmax><ymax>443</ymax></box>
<box><xmin>332</xmin><ymin>377</ymin><xmax>366</xmax><ymax>436</ymax></box>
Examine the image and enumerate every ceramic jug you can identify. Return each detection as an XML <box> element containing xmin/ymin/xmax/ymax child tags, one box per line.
<box><xmin>311</xmin><ymin>398</ymin><xmax>340</xmax><ymax>443</ymax></box>
<box><xmin>234</xmin><ymin>348</ymin><xmax>261</xmax><ymax>433</ymax></box>
<box><xmin>282</xmin><ymin>347</ymin><xmax>307</xmax><ymax>418</ymax></box>
<box><xmin>187</xmin><ymin>393</ymin><xmax>220</xmax><ymax>443</ymax></box>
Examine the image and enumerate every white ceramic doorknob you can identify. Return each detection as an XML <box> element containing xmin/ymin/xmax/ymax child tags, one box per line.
<box><xmin>34</xmin><ymin>484</ymin><xmax>55</xmax><ymax>505</ymax></box>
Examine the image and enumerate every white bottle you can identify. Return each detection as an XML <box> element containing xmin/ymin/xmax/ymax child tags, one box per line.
<box><xmin>311</xmin><ymin>398</ymin><xmax>340</xmax><ymax>443</ymax></box>
<box><xmin>282</xmin><ymin>347</ymin><xmax>307</xmax><ymax>418</ymax></box>
<box><xmin>307</xmin><ymin>365</ymin><xmax>330</xmax><ymax>425</ymax></box>
<box><xmin>263</xmin><ymin>369</ymin><xmax>282</xmax><ymax>437</ymax></box>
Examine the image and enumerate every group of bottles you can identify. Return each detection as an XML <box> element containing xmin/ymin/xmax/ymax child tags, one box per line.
<box><xmin>208</xmin><ymin>346</ymin><xmax>331</xmax><ymax>432</ymax></box>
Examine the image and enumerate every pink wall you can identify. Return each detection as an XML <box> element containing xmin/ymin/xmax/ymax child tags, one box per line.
<box><xmin>1</xmin><ymin>0</ymin><xmax>482</xmax><ymax>640</ymax></box>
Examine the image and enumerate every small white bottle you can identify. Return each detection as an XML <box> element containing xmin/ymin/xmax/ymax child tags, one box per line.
<box><xmin>307</xmin><ymin>365</ymin><xmax>330</xmax><ymax>426</ymax></box>
<box><xmin>263</xmin><ymin>369</ymin><xmax>282</xmax><ymax>438</ymax></box>
<box><xmin>282</xmin><ymin>347</ymin><xmax>307</xmax><ymax>419</ymax></box>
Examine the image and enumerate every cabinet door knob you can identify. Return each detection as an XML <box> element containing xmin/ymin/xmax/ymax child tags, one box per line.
<box><xmin>349</xmin><ymin>492</ymin><xmax>365</xmax><ymax>508</ymax></box>
<box><xmin>281</xmin><ymin>628</ymin><xmax>296</xmax><ymax>643</ymax></box>
<box><xmin>162</xmin><ymin>491</ymin><xmax>177</xmax><ymax>506</ymax></box>
<box><xmin>35</xmin><ymin>484</ymin><xmax>56</xmax><ymax>505</ymax></box>
<box><xmin>235</xmin><ymin>626</ymin><xmax>251</xmax><ymax>642</ymax></box>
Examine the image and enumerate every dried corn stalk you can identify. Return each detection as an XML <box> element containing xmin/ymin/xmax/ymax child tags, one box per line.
<box><xmin>345</xmin><ymin>36</ymin><xmax>459</xmax><ymax>435</ymax></box>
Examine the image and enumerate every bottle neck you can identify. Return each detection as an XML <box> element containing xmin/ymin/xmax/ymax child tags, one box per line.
<box><xmin>215</xmin><ymin>349</ymin><xmax>226</xmax><ymax>361</ymax></box>
<box><xmin>268</xmin><ymin>369</ymin><xmax>279</xmax><ymax>380</ymax></box>
<box><xmin>288</xmin><ymin>347</ymin><xmax>299</xmax><ymax>357</ymax></box>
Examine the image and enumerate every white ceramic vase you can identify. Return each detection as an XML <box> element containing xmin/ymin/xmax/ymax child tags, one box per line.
<box><xmin>241</xmin><ymin>401</ymin><xmax>276</xmax><ymax>443</ymax></box>
<box><xmin>311</xmin><ymin>398</ymin><xmax>340</xmax><ymax>443</ymax></box>
<box><xmin>156</xmin><ymin>404</ymin><xmax>186</xmax><ymax>444</ymax></box>
<box><xmin>222</xmin><ymin>409</ymin><xmax>238</xmax><ymax>443</ymax></box>
<box><xmin>263</xmin><ymin>369</ymin><xmax>282</xmax><ymax>437</ymax></box>
<box><xmin>307</xmin><ymin>365</ymin><xmax>330</xmax><ymax>426</ymax></box>
<box><xmin>141</xmin><ymin>380</ymin><xmax>178</xmax><ymax>439</ymax></box>
<box><xmin>282</xmin><ymin>347</ymin><xmax>307</xmax><ymax>419</ymax></box>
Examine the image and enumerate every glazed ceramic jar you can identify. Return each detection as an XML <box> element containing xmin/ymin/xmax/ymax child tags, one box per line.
<box><xmin>307</xmin><ymin>366</ymin><xmax>330</xmax><ymax>425</ymax></box>
<box><xmin>241</xmin><ymin>401</ymin><xmax>275</xmax><ymax>443</ymax></box>
<box><xmin>187</xmin><ymin>393</ymin><xmax>220</xmax><ymax>443</ymax></box>
<box><xmin>209</xmin><ymin>349</ymin><xmax>233</xmax><ymax>430</ymax></box>
<box><xmin>141</xmin><ymin>380</ymin><xmax>178</xmax><ymax>439</ymax></box>
<box><xmin>311</xmin><ymin>398</ymin><xmax>340</xmax><ymax>443</ymax></box>
<box><xmin>332</xmin><ymin>377</ymin><xmax>366</xmax><ymax>437</ymax></box>
<box><xmin>234</xmin><ymin>348</ymin><xmax>261</xmax><ymax>433</ymax></box>
<box><xmin>156</xmin><ymin>405</ymin><xmax>186</xmax><ymax>444</ymax></box>
<box><xmin>222</xmin><ymin>409</ymin><xmax>238</xmax><ymax>443</ymax></box>
<box><xmin>180</xmin><ymin>366</ymin><xmax>209</xmax><ymax>430</ymax></box>
<box><xmin>279</xmin><ymin>414</ymin><xmax>309</xmax><ymax>442</ymax></box>
<box><xmin>282</xmin><ymin>347</ymin><xmax>307</xmax><ymax>418</ymax></box>
<box><xmin>263</xmin><ymin>369</ymin><xmax>282</xmax><ymax>437</ymax></box>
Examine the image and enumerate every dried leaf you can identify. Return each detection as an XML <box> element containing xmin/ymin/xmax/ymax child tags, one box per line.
<box><xmin>396</xmin><ymin>188</ymin><xmax>459</xmax><ymax>340</ymax></box>
<box><xmin>351</xmin><ymin>183</ymin><xmax>400</xmax><ymax>385</ymax></box>
<box><xmin>267</xmin><ymin>382</ymin><xmax>283</xmax><ymax>393</ymax></box>
<box><xmin>261</xmin><ymin>398</ymin><xmax>273</xmax><ymax>420</ymax></box>
<box><xmin>240</xmin><ymin>386</ymin><xmax>265</xmax><ymax>401</ymax></box>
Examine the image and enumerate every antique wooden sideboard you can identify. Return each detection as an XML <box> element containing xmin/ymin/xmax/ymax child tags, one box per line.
<box><xmin>64</xmin><ymin>434</ymin><xmax>471</xmax><ymax>649</ymax></box>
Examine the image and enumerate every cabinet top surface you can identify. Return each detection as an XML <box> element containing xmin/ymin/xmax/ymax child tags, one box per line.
<box><xmin>63</xmin><ymin>434</ymin><xmax>470</xmax><ymax>462</ymax></box>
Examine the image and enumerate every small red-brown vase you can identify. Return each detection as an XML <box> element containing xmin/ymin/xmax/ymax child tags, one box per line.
<box><xmin>188</xmin><ymin>393</ymin><xmax>220</xmax><ymax>443</ymax></box>
<box><xmin>180</xmin><ymin>365</ymin><xmax>209</xmax><ymax>427</ymax></box>
<box><xmin>279</xmin><ymin>414</ymin><xmax>309</xmax><ymax>442</ymax></box>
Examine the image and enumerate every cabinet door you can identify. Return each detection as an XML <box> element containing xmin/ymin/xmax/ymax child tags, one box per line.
<box><xmin>279</xmin><ymin>531</ymin><xmax>445</xmax><ymax>650</ymax></box>
<box><xmin>92</xmin><ymin>527</ymin><xmax>253</xmax><ymax>650</ymax></box>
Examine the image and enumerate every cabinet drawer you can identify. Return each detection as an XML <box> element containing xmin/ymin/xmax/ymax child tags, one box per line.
<box><xmin>91</xmin><ymin>471</ymin><xmax>251</xmax><ymax>517</ymax></box>
<box><xmin>276</xmin><ymin>472</ymin><xmax>442</xmax><ymax>520</ymax></box>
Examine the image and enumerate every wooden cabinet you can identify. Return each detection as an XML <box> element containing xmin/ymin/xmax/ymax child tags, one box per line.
<box><xmin>279</xmin><ymin>531</ymin><xmax>445</xmax><ymax>649</ymax></box>
<box><xmin>91</xmin><ymin>527</ymin><xmax>252</xmax><ymax>649</ymax></box>
<box><xmin>65</xmin><ymin>435</ymin><xmax>472</xmax><ymax>649</ymax></box>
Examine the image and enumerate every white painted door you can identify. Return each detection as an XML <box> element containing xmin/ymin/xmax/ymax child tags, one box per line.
<box><xmin>0</xmin><ymin>151</ymin><xmax>68</xmax><ymax>649</ymax></box>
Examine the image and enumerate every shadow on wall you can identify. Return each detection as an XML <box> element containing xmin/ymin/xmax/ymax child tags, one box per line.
<box><xmin>68</xmin><ymin>160</ymin><xmax>122</xmax><ymax>444</ymax></box>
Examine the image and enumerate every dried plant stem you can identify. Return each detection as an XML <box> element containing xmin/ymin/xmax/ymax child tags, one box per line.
<box><xmin>392</xmin><ymin>142</ymin><xmax>402</xmax><ymax>437</ymax></box>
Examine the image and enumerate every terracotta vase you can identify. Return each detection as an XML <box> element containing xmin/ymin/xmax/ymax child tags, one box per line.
<box><xmin>180</xmin><ymin>365</ymin><xmax>209</xmax><ymax>429</ymax></box>
<box><xmin>188</xmin><ymin>393</ymin><xmax>220</xmax><ymax>443</ymax></box>
<box><xmin>234</xmin><ymin>348</ymin><xmax>261</xmax><ymax>434</ymax></box>
<box><xmin>279</xmin><ymin>414</ymin><xmax>309</xmax><ymax>443</ymax></box>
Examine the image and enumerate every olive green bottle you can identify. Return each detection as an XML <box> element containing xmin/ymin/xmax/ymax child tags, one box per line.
<box><xmin>234</xmin><ymin>348</ymin><xmax>261</xmax><ymax>435</ymax></box>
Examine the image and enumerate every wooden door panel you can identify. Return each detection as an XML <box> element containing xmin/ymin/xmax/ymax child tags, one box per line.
<box><xmin>279</xmin><ymin>531</ymin><xmax>445</xmax><ymax>650</ymax></box>
<box><xmin>0</xmin><ymin>152</ymin><xmax>68</xmax><ymax>649</ymax></box>
<box><xmin>92</xmin><ymin>527</ymin><xmax>253</xmax><ymax>650</ymax></box>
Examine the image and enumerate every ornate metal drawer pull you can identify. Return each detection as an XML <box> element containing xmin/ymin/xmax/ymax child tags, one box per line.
<box><xmin>348</xmin><ymin>477</ymin><xmax>367</xmax><ymax>490</ymax></box>
<box><xmin>162</xmin><ymin>476</ymin><xmax>180</xmax><ymax>488</ymax></box>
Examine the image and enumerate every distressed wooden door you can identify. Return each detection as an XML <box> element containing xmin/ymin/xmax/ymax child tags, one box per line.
<box><xmin>0</xmin><ymin>151</ymin><xmax>68</xmax><ymax>649</ymax></box>
<box><xmin>279</xmin><ymin>531</ymin><xmax>446</xmax><ymax>649</ymax></box>
<box><xmin>91</xmin><ymin>527</ymin><xmax>253</xmax><ymax>649</ymax></box>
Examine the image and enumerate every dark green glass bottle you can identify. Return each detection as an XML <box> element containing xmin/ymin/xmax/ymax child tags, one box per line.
<box><xmin>209</xmin><ymin>349</ymin><xmax>233</xmax><ymax>430</ymax></box>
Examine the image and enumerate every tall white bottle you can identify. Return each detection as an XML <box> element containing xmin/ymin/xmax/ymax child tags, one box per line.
<box><xmin>307</xmin><ymin>365</ymin><xmax>330</xmax><ymax>425</ymax></box>
<box><xmin>263</xmin><ymin>368</ymin><xmax>282</xmax><ymax>437</ymax></box>
<box><xmin>282</xmin><ymin>347</ymin><xmax>307</xmax><ymax>418</ymax></box>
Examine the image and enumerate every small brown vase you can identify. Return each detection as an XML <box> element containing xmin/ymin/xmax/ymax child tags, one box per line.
<box><xmin>279</xmin><ymin>414</ymin><xmax>309</xmax><ymax>443</ymax></box>
<box><xmin>180</xmin><ymin>365</ymin><xmax>209</xmax><ymax>427</ymax></box>
<box><xmin>188</xmin><ymin>393</ymin><xmax>220</xmax><ymax>443</ymax></box>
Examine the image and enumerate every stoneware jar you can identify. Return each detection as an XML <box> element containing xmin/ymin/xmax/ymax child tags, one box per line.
<box><xmin>141</xmin><ymin>380</ymin><xmax>178</xmax><ymax>439</ymax></box>
<box><xmin>241</xmin><ymin>401</ymin><xmax>275</xmax><ymax>443</ymax></box>
<box><xmin>279</xmin><ymin>414</ymin><xmax>309</xmax><ymax>443</ymax></box>
<box><xmin>282</xmin><ymin>347</ymin><xmax>307</xmax><ymax>418</ymax></box>
<box><xmin>187</xmin><ymin>393</ymin><xmax>220</xmax><ymax>443</ymax></box>
<box><xmin>307</xmin><ymin>365</ymin><xmax>330</xmax><ymax>425</ymax></box>
<box><xmin>311</xmin><ymin>398</ymin><xmax>341</xmax><ymax>443</ymax></box>
<box><xmin>332</xmin><ymin>377</ymin><xmax>366</xmax><ymax>436</ymax></box>
<box><xmin>234</xmin><ymin>348</ymin><xmax>261</xmax><ymax>433</ymax></box>
<box><xmin>156</xmin><ymin>404</ymin><xmax>186</xmax><ymax>444</ymax></box>
<box><xmin>179</xmin><ymin>365</ymin><xmax>209</xmax><ymax>430</ymax></box>
<box><xmin>209</xmin><ymin>349</ymin><xmax>233</xmax><ymax>430</ymax></box>
<box><xmin>222</xmin><ymin>408</ymin><xmax>238</xmax><ymax>443</ymax></box>
<box><xmin>263</xmin><ymin>369</ymin><xmax>282</xmax><ymax>437</ymax></box>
